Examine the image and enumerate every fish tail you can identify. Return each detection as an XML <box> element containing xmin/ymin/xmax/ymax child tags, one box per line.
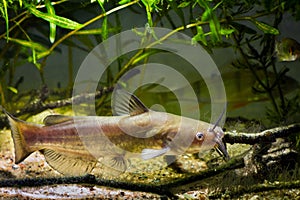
<box><xmin>2</xmin><ymin>108</ymin><xmax>35</xmax><ymax>164</ymax></box>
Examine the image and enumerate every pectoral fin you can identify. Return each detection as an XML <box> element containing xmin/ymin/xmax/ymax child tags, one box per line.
<box><xmin>141</xmin><ymin>147</ymin><xmax>170</xmax><ymax>160</ymax></box>
<box><xmin>41</xmin><ymin>149</ymin><xmax>97</xmax><ymax>176</ymax></box>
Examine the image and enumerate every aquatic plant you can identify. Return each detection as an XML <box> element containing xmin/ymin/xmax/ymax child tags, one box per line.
<box><xmin>0</xmin><ymin>1</ymin><xmax>299</xmax><ymax>120</ymax></box>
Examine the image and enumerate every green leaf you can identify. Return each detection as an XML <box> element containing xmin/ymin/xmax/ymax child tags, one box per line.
<box><xmin>191</xmin><ymin>26</ymin><xmax>207</xmax><ymax>46</ymax></box>
<box><xmin>75</xmin><ymin>29</ymin><xmax>104</xmax><ymax>35</ymax></box>
<box><xmin>96</xmin><ymin>0</ymin><xmax>108</xmax><ymax>40</ymax></box>
<box><xmin>141</xmin><ymin>0</ymin><xmax>157</xmax><ymax>27</ymax></box>
<box><xmin>178</xmin><ymin>1</ymin><xmax>191</xmax><ymax>8</ymax></box>
<box><xmin>7</xmin><ymin>86</ymin><xmax>18</xmax><ymax>94</ymax></box>
<box><xmin>27</xmin><ymin>5</ymin><xmax>83</xmax><ymax>30</ymax></box>
<box><xmin>73</xmin><ymin>28</ymin><xmax>118</xmax><ymax>35</ymax></box>
<box><xmin>118</xmin><ymin>0</ymin><xmax>131</xmax><ymax>5</ymax></box>
<box><xmin>3</xmin><ymin>0</ymin><xmax>9</xmax><ymax>40</ymax></box>
<box><xmin>201</xmin><ymin>9</ymin><xmax>211</xmax><ymax>22</ymax></box>
<box><xmin>198</xmin><ymin>1</ymin><xmax>221</xmax><ymax>43</ymax></box>
<box><xmin>27</xmin><ymin>51</ymin><xmax>51</xmax><ymax>64</ymax></box>
<box><xmin>251</xmin><ymin>19</ymin><xmax>279</xmax><ymax>35</ymax></box>
<box><xmin>49</xmin><ymin>23</ymin><xmax>56</xmax><ymax>43</ymax></box>
<box><xmin>197</xmin><ymin>0</ymin><xmax>224</xmax><ymax>44</ymax></box>
<box><xmin>209</xmin><ymin>14</ymin><xmax>221</xmax><ymax>43</ymax></box>
<box><xmin>101</xmin><ymin>17</ymin><xmax>108</xmax><ymax>40</ymax></box>
<box><xmin>35</xmin><ymin>51</ymin><xmax>51</xmax><ymax>60</ymax></box>
<box><xmin>220</xmin><ymin>28</ymin><xmax>235</xmax><ymax>35</ymax></box>
<box><xmin>45</xmin><ymin>0</ymin><xmax>56</xmax><ymax>43</ymax></box>
<box><xmin>32</xmin><ymin>48</ymin><xmax>37</xmax><ymax>65</ymax></box>
<box><xmin>7</xmin><ymin>37</ymin><xmax>48</xmax><ymax>52</ymax></box>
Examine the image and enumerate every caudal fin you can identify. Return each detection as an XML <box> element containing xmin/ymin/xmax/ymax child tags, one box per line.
<box><xmin>1</xmin><ymin>108</ymin><xmax>34</xmax><ymax>164</ymax></box>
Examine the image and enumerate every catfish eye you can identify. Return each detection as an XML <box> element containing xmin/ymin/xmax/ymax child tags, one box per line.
<box><xmin>196</xmin><ymin>132</ymin><xmax>204</xmax><ymax>141</ymax></box>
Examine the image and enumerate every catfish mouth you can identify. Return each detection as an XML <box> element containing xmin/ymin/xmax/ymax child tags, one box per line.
<box><xmin>215</xmin><ymin>138</ymin><xmax>230</xmax><ymax>161</ymax></box>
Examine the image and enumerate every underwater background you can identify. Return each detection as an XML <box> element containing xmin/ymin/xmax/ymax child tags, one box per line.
<box><xmin>6</xmin><ymin>3</ymin><xmax>300</xmax><ymax>125</ymax></box>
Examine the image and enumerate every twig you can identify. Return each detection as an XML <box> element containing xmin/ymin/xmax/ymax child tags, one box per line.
<box><xmin>224</xmin><ymin>123</ymin><xmax>300</xmax><ymax>145</ymax></box>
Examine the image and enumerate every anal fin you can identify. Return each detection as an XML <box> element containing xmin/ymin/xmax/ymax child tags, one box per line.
<box><xmin>41</xmin><ymin>149</ymin><xmax>97</xmax><ymax>176</ymax></box>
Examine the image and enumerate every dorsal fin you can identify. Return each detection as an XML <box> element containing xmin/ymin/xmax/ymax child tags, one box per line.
<box><xmin>43</xmin><ymin>115</ymin><xmax>74</xmax><ymax>126</ymax></box>
<box><xmin>112</xmin><ymin>90</ymin><xmax>149</xmax><ymax>116</ymax></box>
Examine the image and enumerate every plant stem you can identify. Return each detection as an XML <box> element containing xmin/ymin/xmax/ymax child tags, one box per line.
<box><xmin>0</xmin><ymin>14</ymin><xmax>29</xmax><ymax>39</ymax></box>
<box><xmin>232</xmin><ymin>33</ymin><xmax>281</xmax><ymax>116</ymax></box>
<box><xmin>68</xmin><ymin>45</ymin><xmax>74</xmax><ymax>96</ymax></box>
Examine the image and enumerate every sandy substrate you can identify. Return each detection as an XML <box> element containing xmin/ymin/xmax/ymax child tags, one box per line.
<box><xmin>0</xmin><ymin>184</ymin><xmax>163</xmax><ymax>199</ymax></box>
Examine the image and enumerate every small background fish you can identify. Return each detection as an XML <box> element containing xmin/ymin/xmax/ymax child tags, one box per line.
<box><xmin>275</xmin><ymin>37</ymin><xmax>300</xmax><ymax>61</ymax></box>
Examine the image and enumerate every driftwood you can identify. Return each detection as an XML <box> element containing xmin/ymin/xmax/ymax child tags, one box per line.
<box><xmin>224</xmin><ymin>123</ymin><xmax>300</xmax><ymax>144</ymax></box>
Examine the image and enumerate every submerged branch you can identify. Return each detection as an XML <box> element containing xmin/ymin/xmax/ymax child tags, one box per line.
<box><xmin>0</xmin><ymin>87</ymin><xmax>114</xmax><ymax>128</ymax></box>
<box><xmin>224</xmin><ymin>123</ymin><xmax>300</xmax><ymax>145</ymax></box>
<box><xmin>17</xmin><ymin>87</ymin><xmax>114</xmax><ymax>116</ymax></box>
